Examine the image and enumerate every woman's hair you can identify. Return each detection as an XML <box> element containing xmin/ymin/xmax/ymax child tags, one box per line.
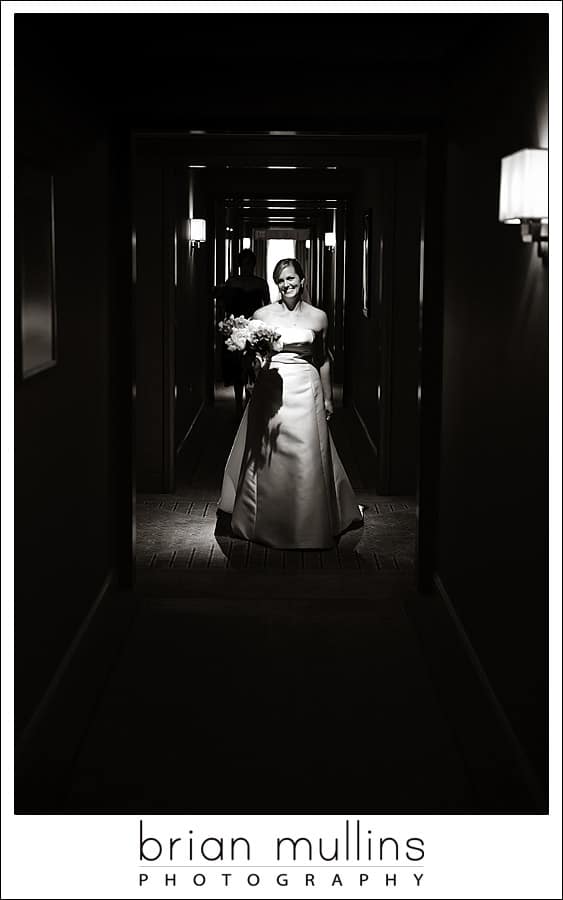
<box><xmin>272</xmin><ymin>257</ymin><xmax>305</xmax><ymax>284</ymax></box>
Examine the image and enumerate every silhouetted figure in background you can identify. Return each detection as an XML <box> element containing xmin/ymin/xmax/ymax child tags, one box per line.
<box><xmin>217</xmin><ymin>249</ymin><xmax>270</xmax><ymax>418</ymax></box>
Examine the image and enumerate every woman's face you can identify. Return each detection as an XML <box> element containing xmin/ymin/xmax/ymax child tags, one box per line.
<box><xmin>277</xmin><ymin>265</ymin><xmax>303</xmax><ymax>302</ymax></box>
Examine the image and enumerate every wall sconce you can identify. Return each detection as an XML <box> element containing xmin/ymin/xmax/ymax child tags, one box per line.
<box><xmin>242</xmin><ymin>237</ymin><xmax>251</xmax><ymax>249</ymax></box>
<box><xmin>324</xmin><ymin>231</ymin><xmax>336</xmax><ymax>251</ymax></box>
<box><xmin>188</xmin><ymin>218</ymin><xmax>206</xmax><ymax>253</ymax></box>
<box><xmin>499</xmin><ymin>148</ymin><xmax>548</xmax><ymax>260</ymax></box>
<box><xmin>305</xmin><ymin>239</ymin><xmax>311</xmax><ymax>250</ymax></box>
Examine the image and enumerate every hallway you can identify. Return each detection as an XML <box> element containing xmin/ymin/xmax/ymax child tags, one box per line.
<box><xmin>13</xmin><ymin>8</ymin><xmax>549</xmax><ymax>828</ymax></box>
<box><xmin>40</xmin><ymin>388</ymin><xmax>535</xmax><ymax>815</ymax></box>
<box><xmin>61</xmin><ymin>587</ymin><xmax>473</xmax><ymax>813</ymax></box>
<box><xmin>137</xmin><ymin>386</ymin><xmax>416</xmax><ymax>582</ymax></box>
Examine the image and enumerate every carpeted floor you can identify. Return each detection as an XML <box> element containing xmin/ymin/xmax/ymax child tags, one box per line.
<box><xmin>57</xmin><ymin>388</ymin><xmax>532</xmax><ymax>813</ymax></box>
<box><xmin>59</xmin><ymin>388</ymin><xmax>480</xmax><ymax>814</ymax></box>
<box><xmin>136</xmin><ymin>386</ymin><xmax>417</xmax><ymax>587</ymax></box>
<box><xmin>61</xmin><ymin>582</ymin><xmax>477</xmax><ymax>813</ymax></box>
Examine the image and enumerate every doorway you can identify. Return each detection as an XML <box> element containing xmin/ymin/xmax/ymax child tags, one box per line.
<box><xmin>128</xmin><ymin>131</ymin><xmax>444</xmax><ymax>592</ymax></box>
<box><xmin>266</xmin><ymin>238</ymin><xmax>295</xmax><ymax>300</ymax></box>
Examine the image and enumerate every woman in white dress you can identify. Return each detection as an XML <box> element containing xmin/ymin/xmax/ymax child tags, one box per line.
<box><xmin>218</xmin><ymin>258</ymin><xmax>363</xmax><ymax>550</ymax></box>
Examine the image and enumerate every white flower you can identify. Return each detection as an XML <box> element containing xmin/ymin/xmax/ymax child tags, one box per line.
<box><xmin>220</xmin><ymin>316</ymin><xmax>283</xmax><ymax>356</ymax></box>
<box><xmin>227</xmin><ymin>330</ymin><xmax>249</xmax><ymax>351</ymax></box>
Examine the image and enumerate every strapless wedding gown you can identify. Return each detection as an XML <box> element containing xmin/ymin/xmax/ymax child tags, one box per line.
<box><xmin>217</xmin><ymin>326</ymin><xmax>363</xmax><ymax>549</ymax></box>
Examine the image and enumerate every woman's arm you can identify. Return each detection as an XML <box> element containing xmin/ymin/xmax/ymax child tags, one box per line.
<box><xmin>318</xmin><ymin>312</ymin><xmax>334</xmax><ymax>421</ymax></box>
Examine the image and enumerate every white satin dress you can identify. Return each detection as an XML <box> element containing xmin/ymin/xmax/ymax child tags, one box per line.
<box><xmin>218</xmin><ymin>326</ymin><xmax>363</xmax><ymax>549</ymax></box>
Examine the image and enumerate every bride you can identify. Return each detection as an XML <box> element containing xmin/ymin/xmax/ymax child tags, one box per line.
<box><xmin>217</xmin><ymin>258</ymin><xmax>363</xmax><ymax>550</ymax></box>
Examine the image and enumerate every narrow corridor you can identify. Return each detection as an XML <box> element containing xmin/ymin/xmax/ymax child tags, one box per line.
<box><xmin>11</xmin><ymin>21</ymin><xmax>551</xmax><ymax>900</ymax></box>
<box><xmin>50</xmin><ymin>390</ymin><xmax>536</xmax><ymax>814</ymax></box>
<box><xmin>137</xmin><ymin>386</ymin><xmax>416</xmax><ymax>584</ymax></box>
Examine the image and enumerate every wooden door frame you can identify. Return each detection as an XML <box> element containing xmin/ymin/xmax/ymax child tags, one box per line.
<box><xmin>120</xmin><ymin>129</ymin><xmax>446</xmax><ymax>593</ymax></box>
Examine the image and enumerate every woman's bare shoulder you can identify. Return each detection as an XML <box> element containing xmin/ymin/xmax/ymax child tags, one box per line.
<box><xmin>308</xmin><ymin>305</ymin><xmax>328</xmax><ymax>329</ymax></box>
<box><xmin>252</xmin><ymin>303</ymin><xmax>278</xmax><ymax>321</ymax></box>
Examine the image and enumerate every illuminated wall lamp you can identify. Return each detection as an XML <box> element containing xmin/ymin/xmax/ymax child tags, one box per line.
<box><xmin>499</xmin><ymin>148</ymin><xmax>548</xmax><ymax>260</ymax></box>
<box><xmin>188</xmin><ymin>217</ymin><xmax>206</xmax><ymax>253</ymax></box>
<box><xmin>324</xmin><ymin>231</ymin><xmax>336</xmax><ymax>251</ymax></box>
<box><xmin>242</xmin><ymin>237</ymin><xmax>252</xmax><ymax>249</ymax></box>
<box><xmin>305</xmin><ymin>239</ymin><xmax>311</xmax><ymax>250</ymax></box>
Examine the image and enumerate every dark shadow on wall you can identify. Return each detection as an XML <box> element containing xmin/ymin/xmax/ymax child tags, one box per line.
<box><xmin>436</xmin><ymin>14</ymin><xmax>549</xmax><ymax>795</ymax></box>
<box><xmin>15</xmin><ymin>109</ymin><xmax>114</xmax><ymax>735</ymax></box>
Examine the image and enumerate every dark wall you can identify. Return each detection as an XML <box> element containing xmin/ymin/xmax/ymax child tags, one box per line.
<box><xmin>348</xmin><ymin>157</ymin><xmax>422</xmax><ymax>494</ymax></box>
<box><xmin>349</xmin><ymin>166</ymin><xmax>386</xmax><ymax>459</ymax></box>
<box><xmin>134</xmin><ymin>156</ymin><xmax>166</xmax><ymax>491</ymax></box>
<box><xmin>15</xmin><ymin>102</ymin><xmax>113</xmax><ymax>732</ymax></box>
<box><xmin>390</xmin><ymin>156</ymin><xmax>422</xmax><ymax>492</ymax></box>
<box><xmin>437</xmin><ymin>16</ymin><xmax>548</xmax><ymax>785</ymax></box>
<box><xmin>134</xmin><ymin>157</ymin><xmax>212</xmax><ymax>491</ymax></box>
<box><xmin>174</xmin><ymin>170</ymin><xmax>213</xmax><ymax>450</ymax></box>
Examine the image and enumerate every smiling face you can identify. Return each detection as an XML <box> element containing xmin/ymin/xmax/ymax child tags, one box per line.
<box><xmin>276</xmin><ymin>264</ymin><xmax>303</xmax><ymax>304</ymax></box>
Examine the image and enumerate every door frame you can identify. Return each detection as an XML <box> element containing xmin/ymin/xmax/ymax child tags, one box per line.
<box><xmin>120</xmin><ymin>129</ymin><xmax>446</xmax><ymax>593</ymax></box>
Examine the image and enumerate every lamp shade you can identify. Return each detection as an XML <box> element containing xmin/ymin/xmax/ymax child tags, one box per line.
<box><xmin>499</xmin><ymin>149</ymin><xmax>548</xmax><ymax>223</ymax></box>
<box><xmin>242</xmin><ymin>237</ymin><xmax>251</xmax><ymax>249</ymax></box>
<box><xmin>324</xmin><ymin>231</ymin><xmax>336</xmax><ymax>247</ymax></box>
<box><xmin>189</xmin><ymin>218</ymin><xmax>206</xmax><ymax>242</ymax></box>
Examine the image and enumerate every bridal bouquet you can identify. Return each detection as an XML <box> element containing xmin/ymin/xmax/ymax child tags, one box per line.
<box><xmin>218</xmin><ymin>315</ymin><xmax>283</xmax><ymax>372</ymax></box>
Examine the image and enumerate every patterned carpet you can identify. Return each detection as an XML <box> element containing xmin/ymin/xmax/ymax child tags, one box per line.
<box><xmin>54</xmin><ymin>392</ymin><xmax>535</xmax><ymax>815</ymax></box>
<box><xmin>137</xmin><ymin>495</ymin><xmax>416</xmax><ymax>571</ymax></box>
<box><xmin>136</xmin><ymin>386</ymin><xmax>417</xmax><ymax>579</ymax></box>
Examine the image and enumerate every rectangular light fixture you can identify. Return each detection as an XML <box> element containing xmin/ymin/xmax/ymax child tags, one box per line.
<box><xmin>499</xmin><ymin>148</ymin><xmax>548</xmax><ymax>259</ymax></box>
<box><xmin>499</xmin><ymin>148</ymin><xmax>547</xmax><ymax>221</ymax></box>
<box><xmin>188</xmin><ymin>217</ymin><xmax>206</xmax><ymax>252</ymax></box>
<box><xmin>242</xmin><ymin>237</ymin><xmax>251</xmax><ymax>249</ymax></box>
<box><xmin>324</xmin><ymin>231</ymin><xmax>336</xmax><ymax>248</ymax></box>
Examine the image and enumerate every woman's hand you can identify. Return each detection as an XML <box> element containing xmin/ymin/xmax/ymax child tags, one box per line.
<box><xmin>318</xmin><ymin>312</ymin><xmax>334</xmax><ymax>423</ymax></box>
<box><xmin>255</xmin><ymin>352</ymin><xmax>271</xmax><ymax>371</ymax></box>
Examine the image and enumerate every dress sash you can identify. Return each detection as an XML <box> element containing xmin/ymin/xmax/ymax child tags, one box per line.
<box><xmin>270</xmin><ymin>342</ymin><xmax>314</xmax><ymax>364</ymax></box>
